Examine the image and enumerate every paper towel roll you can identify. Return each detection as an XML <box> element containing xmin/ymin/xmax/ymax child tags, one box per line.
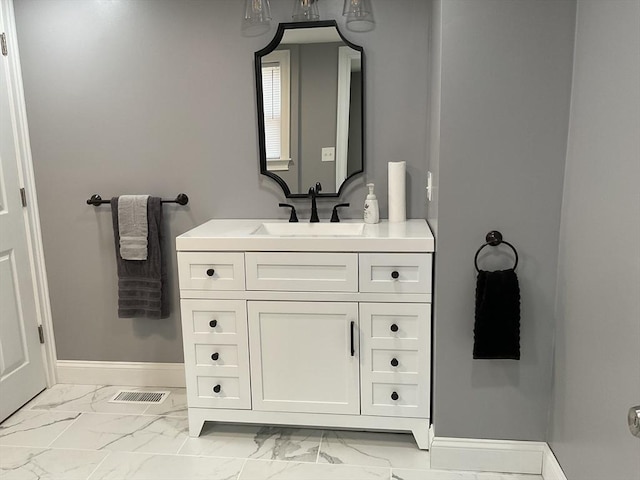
<box><xmin>388</xmin><ymin>161</ymin><xmax>406</xmax><ymax>222</ymax></box>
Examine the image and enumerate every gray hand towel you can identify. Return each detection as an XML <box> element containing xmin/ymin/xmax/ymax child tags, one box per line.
<box><xmin>111</xmin><ymin>196</ymin><xmax>169</xmax><ymax>319</ymax></box>
<box><xmin>118</xmin><ymin>195</ymin><xmax>150</xmax><ymax>260</ymax></box>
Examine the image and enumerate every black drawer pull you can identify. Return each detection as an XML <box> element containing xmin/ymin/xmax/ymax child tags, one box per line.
<box><xmin>350</xmin><ymin>321</ymin><xmax>355</xmax><ymax>356</ymax></box>
<box><xmin>211</xmin><ymin>352</ymin><xmax>219</xmax><ymax>361</ymax></box>
<box><xmin>390</xmin><ymin>323</ymin><xmax>399</xmax><ymax>332</ymax></box>
<box><xmin>206</xmin><ymin>268</ymin><xmax>215</xmax><ymax>277</ymax></box>
<box><xmin>391</xmin><ymin>391</ymin><xmax>399</xmax><ymax>401</ymax></box>
<box><xmin>209</xmin><ymin>319</ymin><xmax>218</xmax><ymax>328</ymax></box>
<box><xmin>391</xmin><ymin>270</ymin><xmax>399</xmax><ymax>279</ymax></box>
<box><xmin>390</xmin><ymin>358</ymin><xmax>399</xmax><ymax>367</ymax></box>
<box><xmin>213</xmin><ymin>384</ymin><xmax>221</xmax><ymax>393</ymax></box>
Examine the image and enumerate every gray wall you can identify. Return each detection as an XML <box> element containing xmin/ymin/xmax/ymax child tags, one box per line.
<box><xmin>14</xmin><ymin>0</ymin><xmax>430</xmax><ymax>362</ymax></box>
<box><xmin>431</xmin><ymin>0</ymin><xmax>576</xmax><ymax>440</ymax></box>
<box><xmin>548</xmin><ymin>1</ymin><xmax>640</xmax><ymax>478</ymax></box>
<box><xmin>299</xmin><ymin>43</ymin><xmax>339</xmax><ymax>191</ymax></box>
<box><xmin>426</xmin><ymin>0</ymin><xmax>440</xmax><ymax>238</ymax></box>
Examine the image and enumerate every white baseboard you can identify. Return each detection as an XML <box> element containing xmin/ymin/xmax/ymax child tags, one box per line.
<box><xmin>56</xmin><ymin>361</ymin><xmax>186</xmax><ymax>388</ymax></box>
<box><xmin>542</xmin><ymin>444</ymin><xmax>568</xmax><ymax>480</ymax></box>
<box><xmin>430</xmin><ymin>436</ymin><xmax>545</xmax><ymax>475</ymax></box>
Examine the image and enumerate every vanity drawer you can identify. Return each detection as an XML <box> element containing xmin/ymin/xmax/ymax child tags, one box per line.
<box><xmin>360</xmin><ymin>302</ymin><xmax>430</xmax><ymax>418</ymax></box>
<box><xmin>194</xmin><ymin>344</ymin><xmax>240</xmax><ymax>368</ymax></box>
<box><xmin>361</xmin><ymin>303</ymin><xmax>430</xmax><ymax>341</ymax></box>
<box><xmin>189</xmin><ymin>375</ymin><xmax>250</xmax><ymax>409</ymax></box>
<box><xmin>359</xmin><ymin>253</ymin><xmax>432</xmax><ymax>294</ymax></box>
<box><xmin>181</xmin><ymin>299</ymin><xmax>247</xmax><ymax>341</ymax></box>
<box><xmin>362</xmin><ymin>382</ymin><xmax>428</xmax><ymax>417</ymax></box>
<box><xmin>371</xmin><ymin>349</ymin><xmax>419</xmax><ymax>374</ymax></box>
<box><xmin>178</xmin><ymin>252</ymin><xmax>245</xmax><ymax>291</ymax></box>
<box><xmin>181</xmin><ymin>299</ymin><xmax>252</xmax><ymax>409</ymax></box>
<box><xmin>245</xmin><ymin>252</ymin><xmax>358</xmax><ymax>292</ymax></box>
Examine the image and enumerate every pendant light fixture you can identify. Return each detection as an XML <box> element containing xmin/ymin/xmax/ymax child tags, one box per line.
<box><xmin>242</xmin><ymin>0</ymin><xmax>272</xmax><ymax>37</ymax></box>
<box><xmin>342</xmin><ymin>0</ymin><xmax>375</xmax><ymax>32</ymax></box>
<box><xmin>292</xmin><ymin>0</ymin><xmax>320</xmax><ymax>22</ymax></box>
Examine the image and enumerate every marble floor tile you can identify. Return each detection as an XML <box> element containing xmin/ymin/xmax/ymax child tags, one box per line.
<box><xmin>0</xmin><ymin>410</ymin><xmax>80</xmax><ymax>447</ymax></box>
<box><xmin>392</xmin><ymin>469</ymin><xmax>544</xmax><ymax>480</ymax></box>
<box><xmin>239</xmin><ymin>459</ymin><xmax>391</xmax><ymax>480</ymax></box>
<box><xmin>318</xmin><ymin>430</ymin><xmax>430</xmax><ymax>470</ymax></box>
<box><xmin>179</xmin><ymin>423</ymin><xmax>321</xmax><ymax>462</ymax></box>
<box><xmin>17</xmin><ymin>391</ymin><xmax>49</xmax><ymax>412</ymax></box>
<box><xmin>29</xmin><ymin>384</ymin><xmax>151</xmax><ymax>415</ymax></box>
<box><xmin>0</xmin><ymin>446</ymin><xmax>108</xmax><ymax>480</ymax></box>
<box><xmin>143</xmin><ymin>388</ymin><xmax>187</xmax><ymax>417</ymax></box>
<box><xmin>50</xmin><ymin>413</ymin><xmax>188</xmax><ymax>454</ymax></box>
<box><xmin>87</xmin><ymin>451</ymin><xmax>245</xmax><ymax>480</ymax></box>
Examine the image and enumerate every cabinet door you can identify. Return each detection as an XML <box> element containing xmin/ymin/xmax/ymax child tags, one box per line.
<box><xmin>248</xmin><ymin>301</ymin><xmax>359</xmax><ymax>414</ymax></box>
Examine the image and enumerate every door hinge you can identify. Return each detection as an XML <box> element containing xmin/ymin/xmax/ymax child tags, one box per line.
<box><xmin>37</xmin><ymin>325</ymin><xmax>45</xmax><ymax>344</ymax></box>
<box><xmin>20</xmin><ymin>188</ymin><xmax>27</xmax><ymax>207</ymax></box>
<box><xmin>1</xmin><ymin>33</ymin><xmax>7</xmax><ymax>56</ymax></box>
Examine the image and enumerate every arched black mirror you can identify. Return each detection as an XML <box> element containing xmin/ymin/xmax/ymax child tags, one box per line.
<box><xmin>255</xmin><ymin>21</ymin><xmax>364</xmax><ymax>198</ymax></box>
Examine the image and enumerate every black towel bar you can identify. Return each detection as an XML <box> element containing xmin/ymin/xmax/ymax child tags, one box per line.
<box><xmin>86</xmin><ymin>193</ymin><xmax>189</xmax><ymax>207</ymax></box>
<box><xmin>474</xmin><ymin>230</ymin><xmax>518</xmax><ymax>272</ymax></box>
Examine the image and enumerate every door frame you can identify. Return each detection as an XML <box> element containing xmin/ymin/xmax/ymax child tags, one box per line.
<box><xmin>2</xmin><ymin>0</ymin><xmax>57</xmax><ymax>386</ymax></box>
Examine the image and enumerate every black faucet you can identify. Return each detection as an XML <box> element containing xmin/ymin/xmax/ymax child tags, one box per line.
<box><xmin>308</xmin><ymin>182</ymin><xmax>322</xmax><ymax>222</ymax></box>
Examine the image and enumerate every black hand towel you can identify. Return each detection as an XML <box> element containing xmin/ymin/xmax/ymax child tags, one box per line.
<box><xmin>473</xmin><ymin>268</ymin><xmax>520</xmax><ymax>360</ymax></box>
<box><xmin>111</xmin><ymin>196</ymin><xmax>169</xmax><ymax>319</ymax></box>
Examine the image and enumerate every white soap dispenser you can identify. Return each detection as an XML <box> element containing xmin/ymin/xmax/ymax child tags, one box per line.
<box><xmin>364</xmin><ymin>183</ymin><xmax>379</xmax><ymax>224</ymax></box>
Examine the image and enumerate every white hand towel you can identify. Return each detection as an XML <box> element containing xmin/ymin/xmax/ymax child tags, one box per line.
<box><xmin>118</xmin><ymin>195</ymin><xmax>150</xmax><ymax>260</ymax></box>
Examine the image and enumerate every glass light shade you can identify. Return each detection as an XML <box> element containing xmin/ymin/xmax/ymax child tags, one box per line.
<box><xmin>342</xmin><ymin>0</ymin><xmax>371</xmax><ymax>15</ymax></box>
<box><xmin>292</xmin><ymin>0</ymin><xmax>320</xmax><ymax>22</ymax></box>
<box><xmin>242</xmin><ymin>0</ymin><xmax>272</xmax><ymax>37</ymax></box>
<box><xmin>342</xmin><ymin>0</ymin><xmax>375</xmax><ymax>32</ymax></box>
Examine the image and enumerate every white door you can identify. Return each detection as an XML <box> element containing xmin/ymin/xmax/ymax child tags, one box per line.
<box><xmin>248</xmin><ymin>301</ymin><xmax>359</xmax><ymax>415</ymax></box>
<box><xmin>0</xmin><ymin>5</ymin><xmax>47</xmax><ymax>421</ymax></box>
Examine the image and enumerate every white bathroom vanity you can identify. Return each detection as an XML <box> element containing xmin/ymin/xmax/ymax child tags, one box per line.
<box><xmin>176</xmin><ymin>219</ymin><xmax>434</xmax><ymax>448</ymax></box>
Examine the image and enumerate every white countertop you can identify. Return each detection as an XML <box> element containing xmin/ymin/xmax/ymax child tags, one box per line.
<box><xmin>176</xmin><ymin>219</ymin><xmax>435</xmax><ymax>253</ymax></box>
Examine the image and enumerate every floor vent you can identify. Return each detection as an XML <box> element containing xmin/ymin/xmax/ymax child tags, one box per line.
<box><xmin>109</xmin><ymin>390</ymin><xmax>169</xmax><ymax>405</ymax></box>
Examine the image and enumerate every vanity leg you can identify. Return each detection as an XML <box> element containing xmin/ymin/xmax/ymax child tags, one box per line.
<box><xmin>411</xmin><ymin>422</ymin><xmax>431</xmax><ymax>450</ymax></box>
<box><xmin>188</xmin><ymin>411</ymin><xmax>206</xmax><ymax>437</ymax></box>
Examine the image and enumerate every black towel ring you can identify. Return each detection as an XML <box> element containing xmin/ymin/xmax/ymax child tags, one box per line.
<box><xmin>474</xmin><ymin>230</ymin><xmax>519</xmax><ymax>272</ymax></box>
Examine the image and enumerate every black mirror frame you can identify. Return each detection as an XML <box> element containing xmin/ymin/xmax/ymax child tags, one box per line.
<box><xmin>254</xmin><ymin>20</ymin><xmax>365</xmax><ymax>198</ymax></box>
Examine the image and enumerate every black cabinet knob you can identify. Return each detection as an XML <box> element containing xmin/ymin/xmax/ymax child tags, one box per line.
<box><xmin>209</xmin><ymin>319</ymin><xmax>218</xmax><ymax>328</ymax></box>
<box><xmin>213</xmin><ymin>384</ymin><xmax>221</xmax><ymax>393</ymax></box>
<box><xmin>206</xmin><ymin>268</ymin><xmax>215</xmax><ymax>277</ymax></box>
<box><xmin>211</xmin><ymin>352</ymin><xmax>219</xmax><ymax>361</ymax></box>
<box><xmin>390</xmin><ymin>323</ymin><xmax>399</xmax><ymax>332</ymax></box>
<box><xmin>390</xmin><ymin>358</ymin><xmax>399</xmax><ymax>367</ymax></box>
<box><xmin>391</xmin><ymin>391</ymin><xmax>399</xmax><ymax>401</ymax></box>
<box><xmin>391</xmin><ymin>270</ymin><xmax>400</xmax><ymax>279</ymax></box>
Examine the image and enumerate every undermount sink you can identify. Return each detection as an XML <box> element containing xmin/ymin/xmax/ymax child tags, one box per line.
<box><xmin>252</xmin><ymin>222</ymin><xmax>365</xmax><ymax>237</ymax></box>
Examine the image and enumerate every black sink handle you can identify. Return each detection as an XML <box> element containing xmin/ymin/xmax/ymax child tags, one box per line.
<box><xmin>278</xmin><ymin>203</ymin><xmax>298</xmax><ymax>222</ymax></box>
<box><xmin>330</xmin><ymin>203</ymin><xmax>350</xmax><ymax>223</ymax></box>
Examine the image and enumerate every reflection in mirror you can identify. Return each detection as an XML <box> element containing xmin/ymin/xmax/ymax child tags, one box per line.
<box><xmin>255</xmin><ymin>21</ymin><xmax>364</xmax><ymax>198</ymax></box>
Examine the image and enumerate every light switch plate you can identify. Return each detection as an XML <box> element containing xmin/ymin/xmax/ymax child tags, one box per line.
<box><xmin>426</xmin><ymin>171</ymin><xmax>433</xmax><ymax>202</ymax></box>
<box><xmin>322</xmin><ymin>147</ymin><xmax>335</xmax><ymax>162</ymax></box>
